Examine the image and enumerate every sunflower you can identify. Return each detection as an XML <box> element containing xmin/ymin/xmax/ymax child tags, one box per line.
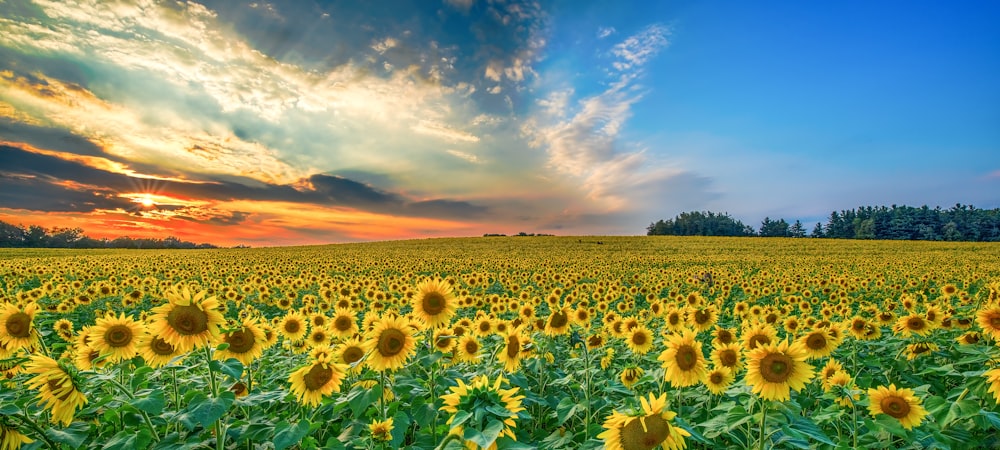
<box><xmin>893</xmin><ymin>313</ymin><xmax>934</xmax><ymax>338</ymax></box>
<box><xmin>369</xmin><ymin>417</ymin><xmax>394</xmax><ymax>442</ymax></box>
<box><xmin>53</xmin><ymin>318</ymin><xmax>75</xmax><ymax>342</ymax></box>
<box><xmin>433</xmin><ymin>327</ymin><xmax>457</xmax><ymax>353</ymax></box>
<box><xmin>818</xmin><ymin>359</ymin><xmax>843</xmax><ymax>390</ymax></box>
<box><xmin>620</xmin><ymin>366</ymin><xmax>643</xmax><ymax>389</ymax></box>
<box><xmin>279</xmin><ymin>311</ymin><xmax>309</xmax><ymax>342</ymax></box>
<box><xmin>704</xmin><ymin>366</ymin><xmax>734</xmax><ymax>395</ymax></box>
<box><xmin>363</xmin><ymin>315</ymin><xmax>417</xmax><ymax>372</ymax></box>
<box><xmin>88</xmin><ymin>313</ymin><xmax>145</xmax><ymax>364</ymax></box>
<box><xmin>148</xmin><ymin>285</ymin><xmax>224</xmax><ymax>352</ymax></box>
<box><xmin>827</xmin><ymin>370</ymin><xmax>859</xmax><ymax>407</ymax></box>
<box><xmin>976</xmin><ymin>306</ymin><xmax>1000</xmax><ymax>341</ymax></box>
<box><xmin>867</xmin><ymin>384</ymin><xmax>928</xmax><ymax>430</ymax></box>
<box><xmin>0</xmin><ymin>302</ymin><xmax>38</xmax><ymax>351</ymax></box>
<box><xmin>287</xmin><ymin>355</ymin><xmax>349</xmax><ymax>407</ymax></box>
<box><xmin>473</xmin><ymin>315</ymin><xmax>495</xmax><ymax>337</ymax></box>
<box><xmin>744</xmin><ymin>340</ymin><xmax>814</xmax><ymax>401</ymax></box>
<box><xmin>25</xmin><ymin>355</ymin><xmax>88</xmax><ymax>426</ymax></box>
<box><xmin>710</xmin><ymin>343</ymin><xmax>744</xmax><ymax>372</ymax></box>
<box><xmin>545</xmin><ymin>307</ymin><xmax>572</xmax><ymax>336</ymax></box>
<box><xmin>498</xmin><ymin>327</ymin><xmax>530</xmax><ymax>373</ymax></box>
<box><xmin>985</xmin><ymin>367</ymin><xmax>1000</xmax><ymax>404</ymax></box>
<box><xmin>741</xmin><ymin>322</ymin><xmax>778</xmax><ymax>352</ymax></box>
<box><xmin>711</xmin><ymin>327</ymin><xmax>737</xmax><ymax>346</ymax></box>
<box><xmin>905</xmin><ymin>342</ymin><xmax>938</xmax><ymax>360</ymax></box>
<box><xmin>440</xmin><ymin>375</ymin><xmax>525</xmax><ymax>449</ymax></box>
<box><xmin>0</xmin><ymin>422</ymin><xmax>33</xmax><ymax>450</ymax></box>
<box><xmin>625</xmin><ymin>325</ymin><xmax>655</xmax><ymax>355</ymax></box>
<box><xmin>329</xmin><ymin>308</ymin><xmax>359</xmax><ymax>339</ymax></box>
<box><xmin>454</xmin><ymin>335</ymin><xmax>482</xmax><ymax>364</ymax></box>
<box><xmin>956</xmin><ymin>331</ymin><xmax>982</xmax><ymax>345</ymax></box>
<box><xmin>658</xmin><ymin>329</ymin><xmax>708</xmax><ymax>387</ymax></box>
<box><xmin>306</xmin><ymin>326</ymin><xmax>333</xmax><ymax>348</ymax></box>
<box><xmin>334</xmin><ymin>336</ymin><xmax>367</xmax><ymax>374</ymax></box>
<box><xmin>797</xmin><ymin>328</ymin><xmax>836</xmax><ymax>360</ymax></box>
<box><xmin>137</xmin><ymin>333</ymin><xmax>183</xmax><ymax>368</ymax></box>
<box><xmin>598</xmin><ymin>392</ymin><xmax>690</xmax><ymax>450</ymax></box>
<box><xmin>663</xmin><ymin>307</ymin><xmax>686</xmax><ymax>332</ymax></box>
<box><xmin>687</xmin><ymin>305</ymin><xmax>717</xmax><ymax>332</ymax></box>
<box><xmin>215</xmin><ymin>318</ymin><xmax>266</xmax><ymax>365</ymax></box>
<box><xmin>411</xmin><ymin>278</ymin><xmax>458</xmax><ymax>329</ymax></box>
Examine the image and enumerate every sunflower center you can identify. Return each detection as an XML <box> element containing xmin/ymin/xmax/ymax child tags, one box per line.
<box><xmin>422</xmin><ymin>292</ymin><xmax>447</xmax><ymax>316</ymax></box>
<box><xmin>150</xmin><ymin>337</ymin><xmax>176</xmax><ymax>356</ymax></box>
<box><xmin>303</xmin><ymin>364</ymin><xmax>334</xmax><ymax>391</ymax></box>
<box><xmin>805</xmin><ymin>333</ymin><xmax>827</xmax><ymax>350</ymax></box>
<box><xmin>549</xmin><ymin>311</ymin><xmax>569</xmax><ymax>329</ymax></box>
<box><xmin>167</xmin><ymin>305</ymin><xmax>209</xmax><ymax>336</ymax></box>
<box><xmin>716</xmin><ymin>330</ymin><xmax>733</xmax><ymax>344</ymax></box>
<box><xmin>748</xmin><ymin>334</ymin><xmax>771</xmax><ymax>349</ymax></box>
<box><xmin>334</xmin><ymin>316</ymin><xmax>353</xmax><ymax>331</ymax></box>
<box><xmin>47</xmin><ymin>378</ymin><xmax>76</xmax><ymax>401</ymax></box>
<box><xmin>436</xmin><ymin>336</ymin><xmax>452</xmax><ymax>349</ymax></box>
<box><xmin>284</xmin><ymin>320</ymin><xmax>301</xmax><ymax>334</ymax></box>
<box><xmin>668</xmin><ymin>314</ymin><xmax>680</xmax><ymax>325</ymax></box>
<box><xmin>675</xmin><ymin>345</ymin><xmax>697</xmax><ymax>371</ymax></box>
<box><xmin>377</xmin><ymin>328</ymin><xmax>406</xmax><ymax>357</ymax></box>
<box><xmin>311</xmin><ymin>331</ymin><xmax>327</xmax><ymax>344</ymax></box>
<box><xmin>620</xmin><ymin>415</ymin><xmax>672</xmax><ymax>450</ymax></box>
<box><xmin>710</xmin><ymin>372</ymin><xmax>724</xmax><ymax>384</ymax></box>
<box><xmin>694</xmin><ymin>310</ymin><xmax>710</xmax><ymax>324</ymax></box>
<box><xmin>104</xmin><ymin>324</ymin><xmax>134</xmax><ymax>348</ymax></box>
<box><xmin>880</xmin><ymin>395</ymin><xmax>911</xmax><ymax>419</ymax></box>
<box><xmin>4</xmin><ymin>312</ymin><xmax>31</xmax><ymax>338</ymax></box>
<box><xmin>342</xmin><ymin>346</ymin><xmax>364</xmax><ymax>364</ymax></box>
<box><xmin>759</xmin><ymin>352</ymin><xmax>793</xmax><ymax>383</ymax></box>
<box><xmin>225</xmin><ymin>329</ymin><xmax>256</xmax><ymax>353</ymax></box>
<box><xmin>631</xmin><ymin>332</ymin><xmax>648</xmax><ymax>346</ymax></box>
<box><xmin>464</xmin><ymin>340</ymin><xmax>480</xmax><ymax>354</ymax></box>
<box><xmin>506</xmin><ymin>336</ymin><xmax>520</xmax><ymax>359</ymax></box>
<box><xmin>906</xmin><ymin>317</ymin><xmax>925</xmax><ymax>330</ymax></box>
<box><xmin>719</xmin><ymin>349</ymin><xmax>738</xmax><ymax>367</ymax></box>
<box><xmin>990</xmin><ymin>315</ymin><xmax>1000</xmax><ymax>329</ymax></box>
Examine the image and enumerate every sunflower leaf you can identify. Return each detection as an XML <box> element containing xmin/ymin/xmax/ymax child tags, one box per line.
<box><xmin>273</xmin><ymin>418</ymin><xmax>310</xmax><ymax>450</ymax></box>
<box><xmin>133</xmin><ymin>388</ymin><xmax>166</xmax><ymax>415</ymax></box>
<box><xmin>450</xmin><ymin>410</ymin><xmax>472</xmax><ymax>430</ymax></box>
<box><xmin>45</xmin><ymin>421</ymin><xmax>90</xmax><ymax>448</ymax></box>
<box><xmin>465</xmin><ymin>419</ymin><xmax>503</xmax><ymax>450</ymax></box>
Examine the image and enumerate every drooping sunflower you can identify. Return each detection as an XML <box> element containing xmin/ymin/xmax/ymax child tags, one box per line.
<box><xmin>744</xmin><ymin>340</ymin><xmax>814</xmax><ymax>401</ymax></box>
<box><xmin>215</xmin><ymin>318</ymin><xmax>266</xmax><ymax>365</ymax></box>
<box><xmin>0</xmin><ymin>422</ymin><xmax>33</xmax><ymax>449</ymax></box>
<box><xmin>658</xmin><ymin>329</ymin><xmax>708</xmax><ymax>387</ymax></box>
<box><xmin>334</xmin><ymin>336</ymin><xmax>367</xmax><ymax>374</ymax></box>
<box><xmin>704</xmin><ymin>366</ymin><xmax>734</xmax><ymax>395</ymax></box>
<box><xmin>369</xmin><ymin>417</ymin><xmax>394</xmax><ymax>442</ymax></box>
<box><xmin>710</xmin><ymin>343</ymin><xmax>744</xmax><ymax>373</ymax></box>
<box><xmin>598</xmin><ymin>392</ymin><xmax>690</xmax><ymax>450</ymax></box>
<box><xmin>329</xmin><ymin>308</ymin><xmax>359</xmax><ymax>339</ymax></box>
<box><xmin>498</xmin><ymin>327</ymin><xmax>531</xmax><ymax>373</ymax></box>
<box><xmin>148</xmin><ymin>285</ymin><xmax>224</xmax><ymax>352</ymax></box>
<box><xmin>137</xmin><ymin>332</ymin><xmax>183</xmax><ymax>368</ymax></box>
<box><xmin>411</xmin><ymin>278</ymin><xmax>458</xmax><ymax>329</ymax></box>
<box><xmin>976</xmin><ymin>306</ymin><xmax>1000</xmax><ymax>341</ymax></box>
<box><xmin>867</xmin><ymin>384</ymin><xmax>928</xmax><ymax>430</ymax></box>
<box><xmin>827</xmin><ymin>370</ymin><xmax>859</xmax><ymax>407</ymax></box>
<box><xmin>905</xmin><ymin>342</ymin><xmax>938</xmax><ymax>360</ymax></box>
<box><xmin>0</xmin><ymin>302</ymin><xmax>38</xmax><ymax>351</ymax></box>
<box><xmin>88</xmin><ymin>313</ymin><xmax>145</xmax><ymax>364</ymax></box>
<box><xmin>797</xmin><ymin>328</ymin><xmax>836</xmax><ymax>360</ymax></box>
<box><xmin>620</xmin><ymin>366</ymin><xmax>644</xmax><ymax>389</ymax></box>
<box><xmin>956</xmin><ymin>331</ymin><xmax>982</xmax><ymax>346</ymax></box>
<box><xmin>625</xmin><ymin>324</ymin><xmax>655</xmax><ymax>355</ymax></box>
<box><xmin>287</xmin><ymin>355</ymin><xmax>349</xmax><ymax>407</ymax></box>
<box><xmin>440</xmin><ymin>375</ymin><xmax>525</xmax><ymax>448</ymax></box>
<box><xmin>363</xmin><ymin>315</ymin><xmax>417</xmax><ymax>372</ymax></box>
<box><xmin>24</xmin><ymin>355</ymin><xmax>87</xmax><ymax>426</ymax></box>
<box><xmin>818</xmin><ymin>358</ymin><xmax>843</xmax><ymax>390</ymax></box>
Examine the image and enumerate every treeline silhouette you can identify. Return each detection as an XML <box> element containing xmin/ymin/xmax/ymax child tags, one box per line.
<box><xmin>647</xmin><ymin>204</ymin><xmax>1000</xmax><ymax>241</ymax></box>
<box><xmin>0</xmin><ymin>221</ymin><xmax>217</xmax><ymax>248</ymax></box>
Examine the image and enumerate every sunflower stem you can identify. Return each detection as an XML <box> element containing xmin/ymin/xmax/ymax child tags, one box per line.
<box><xmin>105</xmin><ymin>376</ymin><xmax>161</xmax><ymax>442</ymax></box>
<box><xmin>581</xmin><ymin>336</ymin><xmax>592</xmax><ymax>439</ymax></box>
<box><xmin>203</xmin><ymin>345</ymin><xmax>225</xmax><ymax>450</ymax></box>
<box><xmin>757</xmin><ymin>400</ymin><xmax>768</xmax><ymax>450</ymax></box>
<box><xmin>170</xmin><ymin>366</ymin><xmax>181</xmax><ymax>434</ymax></box>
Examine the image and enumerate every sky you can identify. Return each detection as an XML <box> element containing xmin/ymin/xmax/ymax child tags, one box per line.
<box><xmin>0</xmin><ymin>0</ymin><xmax>998</xmax><ymax>246</ymax></box>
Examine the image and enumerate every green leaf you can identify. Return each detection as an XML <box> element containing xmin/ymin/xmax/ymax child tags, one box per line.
<box><xmin>45</xmin><ymin>421</ymin><xmax>90</xmax><ymax>448</ymax></box>
<box><xmin>349</xmin><ymin>384</ymin><xmax>381</xmax><ymax>418</ymax></box>
<box><xmin>450</xmin><ymin>410</ymin><xmax>472</xmax><ymax>430</ymax></box>
<box><xmin>788</xmin><ymin>415</ymin><xmax>835</xmax><ymax>446</ymax></box>
<box><xmin>218</xmin><ymin>358</ymin><xmax>244</xmax><ymax>380</ymax></box>
<box><xmin>133</xmin><ymin>388</ymin><xmax>166</xmax><ymax>415</ymax></box>
<box><xmin>390</xmin><ymin>411</ymin><xmax>411</xmax><ymax>449</ymax></box>
<box><xmin>0</xmin><ymin>404</ymin><xmax>19</xmax><ymax>415</ymax></box>
<box><xmin>273</xmin><ymin>419</ymin><xmax>311</xmax><ymax>450</ymax></box>
<box><xmin>873</xmin><ymin>415</ymin><xmax>909</xmax><ymax>439</ymax></box>
<box><xmin>191</xmin><ymin>391</ymin><xmax>236</xmax><ymax>428</ymax></box>
<box><xmin>102</xmin><ymin>428</ymin><xmax>153</xmax><ymax>450</ymax></box>
<box><xmin>942</xmin><ymin>399</ymin><xmax>979</xmax><ymax>428</ymax></box>
<box><xmin>465</xmin><ymin>419</ymin><xmax>504</xmax><ymax>450</ymax></box>
<box><xmin>555</xmin><ymin>397</ymin><xmax>579</xmax><ymax>425</ymax></box>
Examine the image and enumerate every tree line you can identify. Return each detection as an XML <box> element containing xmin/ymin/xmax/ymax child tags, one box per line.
<box><xmin>647</xmin><ymin>204</ymin><xmax>1000</xmax><ymax>241</ymax></box>
<box><xmin>0</xmin><ymin>220</ymin><xmax>217</xmax><ymax>248</ymax></box>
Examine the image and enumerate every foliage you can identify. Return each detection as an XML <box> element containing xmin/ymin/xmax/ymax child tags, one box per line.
<box><xmin>0</xmin><ymin>220</ymin><xmax>216</xmax><ymax>248</ymax></box>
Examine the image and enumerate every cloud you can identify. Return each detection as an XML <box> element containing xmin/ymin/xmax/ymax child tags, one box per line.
<box><xmin>446</xmin><ymin>149</ymin><xmax>482</xmax><ymax>164</ymax></box>
<box><xmin>597</xmin><ymin>27</ymin><xmax>616</xmax><ymax>39</ymax></box>
<box><xmin>611</xmin><ymin>24</ymin><xmax>669</xmax><ymax>72</ymax></box>
<box><xmin>411</xmin><ymin>121</ymin><xmax>481</xmax><ymax>143</ymax></box>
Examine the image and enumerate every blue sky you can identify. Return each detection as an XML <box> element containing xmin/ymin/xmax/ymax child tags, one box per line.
<box><xmin>0</xmin><ymin>0</ymin><xmax>997</xmax><ymax>244</ymax></box>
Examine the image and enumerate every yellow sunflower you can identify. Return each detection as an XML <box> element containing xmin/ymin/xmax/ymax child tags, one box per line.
<box><xmin>0</xmin><ymin>302</ymin><xmax>38</xmax><ymax>351</ymax></box>
<box><xmin>334</xmin><ymin>336</ymin><xmax>367</xmax><ymax>374</ymax></box>
<box><xmin>827</xmin><ymin>370</ymin><xmax>859</xmax><ymax>407</ymax></box>
<box><xmin>454</xmin><ymin>335</ymin><xmax>482</xmax><ymax>363</ymax></box>
<box><xmin>432</xmin><ymin>327</ymin><xmax>457</xmax><ymax>353</ymax></box>
<box><xmin>797</xmin><ymin>328</ymin><xmax>836</xmax><ymax>360</ymax></box>
<box><xmin>25</xmin><ymin>355</ymin><xmax>88</xmax><ymax>426</ymax></box>
<box><xmin>620</xmin><ymin>366</ymin><xmax>644</xmax><ymax>389</ymax></box>
<box><xmin>976</xmin><ymin>306</ymin><xmax>1000</xmax><ymax>341</ymax></box>
<box><xmin>279</xmin><ymin>311</ymin><xmax>309</xmax><ymax>342</ymax></box>
<box><xmin>744</xmin><ymin>340</ymin><xmax>814</xmax><ymax>401</ymax></box>
<box><xmin>148</xmin><ymin>285</ymin><xmax>224</xmax><ymax>352</ymax></box>
<box><xmin>369</xmin><ymin>417</ymin><xmax>394</xmax><ymax>442</ymax></box>
<box><xmin>215</xmin><ymin>318</ymin><xmax>266</xmax><ymax>365</ymax></box>
<box><xmin>625</xmin><ymin>325</ymin><xmax>655</xmax><ymax>356</ymax></box>
<box><xmin>411</xmin><ymin>278</ymin><xmax>458</xmax><ymax>329</ymax></box>
<box><xmin>704</xmin><ymin>367</ymin><xmax>734</xmax><ymax>395</ymax></box>
<box><xmin>893</xmin><ymin>313</ymin><xmax>934</xmax><ymax>338</ymax></box>
<box><xmin>545</xmin><ymin>307</ymin><xmax>572</xmax><ymax>336</ymax></box>
<box><xmin>0</xmin><ymin>423</ymin><xmax>33</xmax><ymax>449</ymax></box>
<box><xmin>498</xmin><ymin>327</ymin><xmax>531</xmax><ymax>373</ymax></box>
<box><xmin>658</xmin><ymin>329</ymin><xmax>708</xmax><ymax>387</ymax></box>
<box><xmin>985</xmin><ymin>367</ymin><xmax>1000</xmax><ymax>404</ymax></box>
<box><xmin>88</xmin><ymin>312</ymin><xmax>145</xmax><ymax>364</ymax></box>
<box><xmin>440</xmin><ymin>375</ymin><xmax>525</xmax><ymax>448</ymax></box>
<box><xmin>741</xmin><ymin>322</ymin><xmax>778</xmax><ymax>351</ymax></box>
<box><xmin>137</xmin><ymin>332</ymin><xmax>183</xmax><ymax>368</ymax></box>
<box><xmin>598</xmin><ymin>392</ymin><xmax>690</xmax><ymax>450</ymax></box>
<box><xmin>287</xmin><ymin>355</ymin><xmax>349</xmax><ymax>407</ymax></box>
<box><xmin>329</xmin><ymin>308</ymin><xmax>359</xmax><ymax>339</ymax></box>
<box><xmin>711</xmin><ymin>342</ymin><xmax>744</xmax><ymax>373</ymax></box>
<box><xmin>363</xmin><ymin>315</ymin><xmax>417</xmax><ymax>372</ymax></box>
<box><xmin>867</xmin><ymin>384</ymin><xmax>928</xmax><ymax>430</ymax></box>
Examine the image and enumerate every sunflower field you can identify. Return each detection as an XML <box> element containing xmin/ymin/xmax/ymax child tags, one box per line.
<box><xmin>2</xmin><ymin>236</ymin><xmax>1000</xmax><ymax>450</ymax></box>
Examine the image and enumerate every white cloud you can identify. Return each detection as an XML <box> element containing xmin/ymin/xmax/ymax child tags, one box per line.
<box><xmin>611</xmin><ymin>24</ymin><xmax>669</xmax><ymax>72</ymax></box>
<box><xmin>597</xmin><ymin>27</ymin><xmax>616</xmax><ymax>39</ymax></box>
<box><xmin>446</xmin><ymin>149</ymin><xmax>482</xmax><ymax>164</ymax></box>
<box><xmin>412</xmin><ymin>120</ymin><xmax>481</xmax><ymax>143</ymax></box>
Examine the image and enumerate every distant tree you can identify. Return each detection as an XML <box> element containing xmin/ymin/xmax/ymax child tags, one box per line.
<box><xmin>647</xmin><ymin>211</ymin><xmax>754</xmax><ymax>236</ymax></box>
<box><xmin>759</xmin><ymin>217</ymin><xmax>790</xmax><ymax>237</ymax></box>
<box><xmin>0</xmin><ymin>220</ymin><xmax>217</xmax><ymax>248</ymax></box>
<box><xmin>789</xmin><ymin>220</ymin><xmax>806</xmax><ymax>238</ymax></box>
<box><xmin>810</xmin><ymin>222</ymin><xmax>825</xmax><ymax>238</ymax></box>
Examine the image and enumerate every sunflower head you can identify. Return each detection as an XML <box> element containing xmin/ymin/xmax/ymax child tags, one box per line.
<box><xmin>745</xmin><ymin>340</ymin><xmax>815</xmax><ymax>402</ymax></box>
<box><xmin>598</xmin><ymin>393</ymin><xmax>690</xmax><ymax>450</ymax></box>
<box><xmin>867</xmin><ymin>384</ymin><xmax>928</xmax><ymax>430</ymax></box>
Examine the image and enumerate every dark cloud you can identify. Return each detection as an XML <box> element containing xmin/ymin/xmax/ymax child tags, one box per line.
<box><xmin>0</xmin><ymin>117</ymin><xmax>108</xmax><ymax>157</ymax></box>
<box><xmin>0</xmin><ymin>144</ymin><xmax>488</xmax><ymax>219</ymax></box>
